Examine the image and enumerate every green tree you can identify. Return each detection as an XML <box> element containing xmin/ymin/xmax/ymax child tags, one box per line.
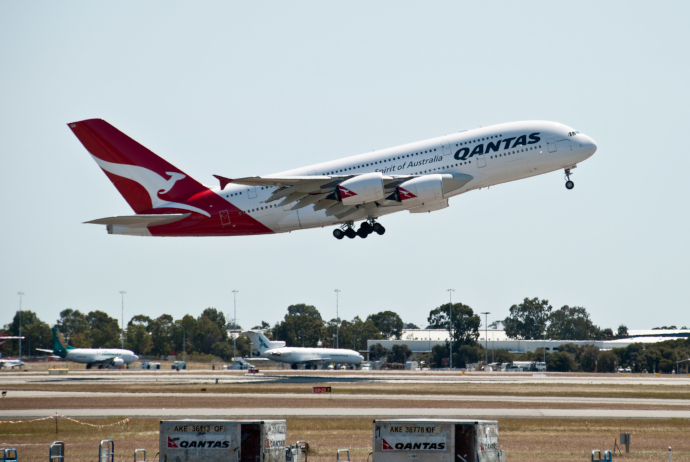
<box><xmin>86</xmin><ymin>310</ymin><xmax>121</xmax><ymax>348</ymax></box>
<box><xmin>597</xmin><ymin>350</ymin><xmax>617</xmax><ymax>372</ymax></box>
<box><xmin>128</xmin><ymin>315</ymin><xmax>153</xmax><ymax>330</ymax></box>
<box><xmin>6</xmin><ymin>310</ymin><xmax>52</xmax><ymax>356</ymax></box>
<box><xmin>503</xmin><ymin>297</ymin><xmax>552</xmax><ymax>340</ymax></box>
<box><xmin>150</xmin><ymin>314</ymin><xmax>175</xmax><ymax>356</ymax></box>
<box><xmin>454</xmin><ymin>344</ymin><xmax>483</xmax><ymax>368</ymax></box>
<box><xmin>547</xmin><ymin>306</ymin><xmax>599</xmax><ymax>340</ymax></box>
<box><xmin>200</xmin><ymin>308</ymin><xmax>226</xmax><ymax>331</ymax></box>
<box><xmin>55</xmin><ymin>309</ymin><xmax>90</xmax><ymax>342</ymax></box>
<box><xmin>578</xmin><ymin>345</ymin><xmax>600</xmax><ymax>372</ymax></box>
<box><xmin>252</xmin><ymin>321</ymin><xmax>271</xmax><ymax>330</ymax></box>
<box><xmin>367</xmin><ymin>311</ymin><xmax>404</xmax><ymax>340</ymax></box>
<box><xmin>195</xmin><ymin>313</ymin><xmax>227</xmax><ymax>354</ymax></box>
<box><xmin>546</xmin><ymin>351</ymin><xmax>576</xmax><ymax>372</ymax></box>
<box><xmin>617</xmin><ymin>325</ymin><xmax>629</xmax><ymax>338</ymax></box>
<box><xmin>369</xmin><ymin>343</ymin><xmax>389</xmax><ymax>361</ymax></box>
<box><xmin>427</xmin><ymin>303</ymin><xmax>480</xmax><ymax>346</ymax></box>
<box><xmin>351</xmin><ymin>316</ymin><xmax>383</xmax><ymax>350</ymax></box>
<box><xmin>272</xmin><ymin>304</ymin><xmax>324</xmax><ymax>347</ymax></box>
<box><xmin>125</xmin><ymin>323</ymin><xmax>152</xmax><ymax>355</ymax></box>
<box><xmin>6</xmin><ymin>311</ymin><xmax>52</xmax><ymax>356</ymax></box>
<box><xmin>387</xmin><ymin>344</ymin><xmax>412</xmax><ymax>364</ymax></box>
<box><xmin>430</xmin><ymin>343</ymin><xmax>449</xmax><ymax>368</ymax></box>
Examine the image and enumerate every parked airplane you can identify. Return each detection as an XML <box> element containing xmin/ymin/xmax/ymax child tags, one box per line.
<box><xmin>69</xmin><ymin>119</ymin><xmax>596</xmax><ymax>239</ymax></box>
<box><xmin>243</xmin><ymin>330</ymin><xmax>363</xmax><ymax>369</ymax></box>
<box><xmin>36</xmin><ymin>328</ymin><xmax>139</xmax><ymax>369</ymax></box>
<box><xmin>0</xmin><ymin>335</ymin><xmax>25</xmax><ymax>369</ymax></box>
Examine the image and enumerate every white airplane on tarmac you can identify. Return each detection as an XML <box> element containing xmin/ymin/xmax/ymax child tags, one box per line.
<box><xmin>69</xmin><ymin>119</ymin><xmax>597</xmax><ymax>239</ymax></box>
<box><xmin>36</xmin><ymin>328</ymin><xmax>139</xmax><ymax>369</ymax></box>
<box><xmin>243</xmin><ymin>330</ymin><xmax>363</xmax><ymax>369</ymax></box>
<box><xmin>0</xmin><ymin>334</ymin><xmax>25</xmax><ymax>369</ymax></box>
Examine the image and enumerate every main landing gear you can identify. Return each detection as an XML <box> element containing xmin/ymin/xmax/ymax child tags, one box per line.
<box><xmin>332</xmin><ymin>219</ymin><xmax>386</xmax><ymax>240</ymax></box>
<box><xmin>564</xmin><ymin>168</ymin><xmax>575</xmax><ymax>190</ymax></box>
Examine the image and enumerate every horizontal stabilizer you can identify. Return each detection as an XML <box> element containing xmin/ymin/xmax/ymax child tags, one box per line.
<box><xmin>85</xmin><ymin>214</ymin><xmax>190</xmax><ymax>227</ymax></box>
<box><xmin>85</xmin><ymin>214</ymin><xmax>190</xmax><ymax>236</ymax></box>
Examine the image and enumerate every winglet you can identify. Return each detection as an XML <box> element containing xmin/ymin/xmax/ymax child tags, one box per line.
<box><xmin>213</xmin><ymin>175</ymin><xmax>233</xmax><ymax>190</ymax></box>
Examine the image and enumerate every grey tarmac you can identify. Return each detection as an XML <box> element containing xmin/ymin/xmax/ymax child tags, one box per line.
<box><xmin>3</xmin><ymin>390</ymin><xmax>690</xmax><ymax>407</ymax></box>
<box><xmin>2</xmin><ymin>370</ymin><xmax>690</xmax><ymax>386</ymax></box>
<box><xmin>2</xmin><ymin>408</ymin><xmax>690</xmax><ymax>419</ymax></box>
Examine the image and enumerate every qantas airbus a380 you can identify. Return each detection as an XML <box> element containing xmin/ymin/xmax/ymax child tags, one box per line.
<box><xmin>69</xmin><ymin>119</ymin><xmax>596</xmax><ymax>239</ymax></box>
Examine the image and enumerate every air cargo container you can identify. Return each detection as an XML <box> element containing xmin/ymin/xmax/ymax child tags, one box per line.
<box><xmin>159</xmin><ymin>420</ymin><xmax>286</xmax><ymax>462</ymax></box>
<box><xmin>372</xmin><ymin>419</ymin><xmax>502</xmax><ymax>462</ymax></box>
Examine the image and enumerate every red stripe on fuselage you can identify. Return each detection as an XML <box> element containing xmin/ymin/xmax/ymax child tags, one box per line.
<box><xmin>146</xmin><ymin>190</ymin><xmax>274</xmax><ymax>236</ymax></box>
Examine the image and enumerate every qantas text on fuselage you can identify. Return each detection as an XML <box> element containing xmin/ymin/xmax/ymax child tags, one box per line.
<box><xmin>69</xmin><ymin>120</ymin><xmax>597</xmax><ymax>239</ymax></box>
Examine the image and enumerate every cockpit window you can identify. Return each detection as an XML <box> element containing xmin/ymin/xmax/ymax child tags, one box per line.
<box><xmin>568</xmin><ymin>131</ymin><xmax>580</xmax><ymax>137</ymax></box>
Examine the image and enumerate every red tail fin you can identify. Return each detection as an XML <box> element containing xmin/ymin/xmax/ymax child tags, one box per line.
<box><xmin>68</xmin><ymin>119</ymin><xmax>207</xmax><ymax>214</ymax></box>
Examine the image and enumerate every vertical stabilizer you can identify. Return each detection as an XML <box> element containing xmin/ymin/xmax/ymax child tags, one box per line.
<box><xmin>52</xmin><ymin>328</ymin><xmax>73</xmax><ymax>358</ymax></box>
<box><xmin>243</xmin><ymin>330</ymin><xmax>285</xmax><ymax>352</ymax></box>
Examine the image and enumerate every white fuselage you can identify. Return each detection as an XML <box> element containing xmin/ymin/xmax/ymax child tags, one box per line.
<box><xmin>261</xmin><ymin>347</ymin><xmax>364</xmax><ymax>366</ymax></box>
<box><xmin>65</xmin><ymin>348</ymin><xmax>138</xmax><ymax>365</ymax></box>
<box><xmin>212</xmin><ymin>121</ymin><xmax>597</xmax><ymax>231</ymax></box>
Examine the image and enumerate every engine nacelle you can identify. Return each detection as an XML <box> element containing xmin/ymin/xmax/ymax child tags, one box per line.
<box><xmin>395</xmin><ymin>175</ymin><xmax>444</xmax><ymax>204</ymax></box>
<box><xmin>112</xmin><ymin>357</ymin><xmax>125</xmax><ymax>367</ymax></box>
<box><xmin>337</xmin><ymin>172</ymin><xmax>385</xmax><ymax>205</ymax></box>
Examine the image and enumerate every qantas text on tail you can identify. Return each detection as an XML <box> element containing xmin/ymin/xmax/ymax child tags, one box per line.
<box><xmin>68</xmin><ymin>120</ymin><xmax>596</xmax><ymax>239</ymax></box>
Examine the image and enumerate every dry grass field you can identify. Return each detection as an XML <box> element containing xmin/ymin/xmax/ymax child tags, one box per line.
<box><xmin>1</xmin><ymin>417</ymin><xmax>688</xmax><ymax>462</ymax></box>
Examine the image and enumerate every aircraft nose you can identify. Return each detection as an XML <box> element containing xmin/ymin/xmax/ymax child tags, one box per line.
<box><xmin>581</xmin><ymin>135</ymin><xmax>597</xmax><ymax>157</ymax></box>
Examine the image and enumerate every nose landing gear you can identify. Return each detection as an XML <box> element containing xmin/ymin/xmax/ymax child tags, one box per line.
<box><xmin>564</xmin><ymin>168</ymin><xmax>575</xmax><ymax>190</ymax></box>
<box><xmin>332</xmin><ymin>219</ymin><xmax>386</xmax><ymax>240</ymax></box>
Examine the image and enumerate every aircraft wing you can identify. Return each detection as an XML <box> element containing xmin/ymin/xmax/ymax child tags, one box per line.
<box><xmin>213</xmin><ymin>172</ymin><xmax>473</xmax><ymax>218</ymax></box>
<box><xmin>36</xmin><ymin>348</ymin><xmax>54</xmax><ymax>354</ymax></box>
<box><xmin>214</xmin><ymin>175</ymin><xmax>339</xmax><ymax>189</ymax></box>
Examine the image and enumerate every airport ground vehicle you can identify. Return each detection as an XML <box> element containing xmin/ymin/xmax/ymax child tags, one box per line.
<box><xmin>160</xmin><ymin>420</ymin><xmax>286</xmax><ymax>462</ymax></box>
<box><xmin>171</xmin><ymin>361</ymin><xmax>186</xmax><ymax>370</ymax></box>
<box><xmin>372</xmin><ymin>419</ymin><xmax>502</xmax><ymax>462</ymax></box>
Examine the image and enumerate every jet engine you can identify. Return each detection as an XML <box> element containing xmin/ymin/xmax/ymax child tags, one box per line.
<box><xmin>394</xmin><ymin>173</ymin><xmax>474</xmax><ymax>204</ymax></box>
<box><xmin>337</xmin><ymin>172</ymin><xmax>385</xmax><ymax>205</ymax></box>
<box><xmin>111</xmin><ymin>357</ymin><xmax>125</xmax><ymax>367</ymax></box>
<box><xmin>395</xmin><ymin>175</ymin><xmax>444</xmax><ymax>203</ymax></box>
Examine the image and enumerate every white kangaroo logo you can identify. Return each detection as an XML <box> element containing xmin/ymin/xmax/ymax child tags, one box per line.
<box><xmin>91</xmin><ymin>155</ymin><xmax>211</xmax><ymax>217</ymax></box>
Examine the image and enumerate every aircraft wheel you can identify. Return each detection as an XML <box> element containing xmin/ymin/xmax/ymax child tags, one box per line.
<box><xmin>372</xmin><ymin>223</ymin><xmax>383</xmax><ymax>233</ymax></box>
<box><xmin>291</xmin><ymin>364</ymin><xmax>298</xmax><ymax>370</ymax></box>
<box><xmin>360</xmin><ymin>222</ymin><xmax>372</xmax><ymax>234</ymax></box>
<box><xmin>565</xmin><ymin>180</ymin><xmax>574</xmax><ymax>190</ymax></box>
<box><xmin>357</xmin><ymin>228</ymin><xmax>368</xmax><ymax>238</ymax></box>
<box><xmin>345</xmin><ymin>228</ymin><xmax>357</xmax><ymax>239</ymax></box>
<box><xmin>375</xmin><ymin>225</ymin><xmax>386</xmax><ymax>235</ymax></box>
<box><xmin>333</xmin><ymin>229</ymin><xmax>344</xmax><ymax>239</ymax></box>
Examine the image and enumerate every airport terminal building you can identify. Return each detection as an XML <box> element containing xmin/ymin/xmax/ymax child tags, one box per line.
<box><xmin>366</xmin><ymin>329</ymin><xmax>690</xmax><ymax>355</ymax></box>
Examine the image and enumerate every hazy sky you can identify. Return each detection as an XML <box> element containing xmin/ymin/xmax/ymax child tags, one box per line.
<box><xmin>2</xmin><ymin>2</ymin><xmax>689</xmax><ymax>333</ymax></box>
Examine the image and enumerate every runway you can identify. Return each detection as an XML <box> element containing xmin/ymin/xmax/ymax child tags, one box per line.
<box><xmin>3</xmin><ymin>407</ymin><xmax>690</xmax><ymax>419</ymax></box>
<box><xmin>3</xmin><ymin>370</ymin><xmax>690</xmax><ymax>385</ymax></box>
<box><xmin>4</xmin><ymin>390</ymin><xmax>690</xmax><ymax>407</ymax></box>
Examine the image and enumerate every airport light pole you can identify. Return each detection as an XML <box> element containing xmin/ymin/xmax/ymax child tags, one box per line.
<box><xmin>446</xmin><ymin>289</ymin><xmax>454</xmax><ymax>369</ymax></box>
<box><xmin>231</xmin><ymin>290</ymin><xmax>238</xmax><ymax>359</ymax></box>
<box><xmin>119</xmin><ymin>291</ymin><xmax>126</xmax><ymax>349</ymax></box>
<box><xmin>334</xmin><ymin>289</ymin><xmax>341</xmax><ymax>349</ymax></box>
<box><xmin>17</xmin><ymin>292</ymin><xmax>24</xmax><ymax>359</ymax></box>
<box><xmin>481</xmin><ymin>312</ymin><xmax>490</xmax><ymax>367</ymax></box>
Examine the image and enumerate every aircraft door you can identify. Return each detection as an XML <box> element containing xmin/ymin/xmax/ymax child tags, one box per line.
<box><xmin>547</xmin><ymin>138</ymin><xmax>557</xmax><ymax>152</ymax></box>
<box><xmin>441</xmin><ymin>138</ymin><xmax>451</xmax><ymax>155</ymax></box>
<box><xmin>241</xmin><ymin>424</ymin><xmax>261</xmax><ymax>462</ymax></box>
<box><xmin>476</xmin><ymin>154</ymin><xmax>486</xmax><ymax>168</ymax></box>
<box><xmin>248</xmin><ymin>187</ymin><xmax>257</xmax><ymax>199</ymax></box>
